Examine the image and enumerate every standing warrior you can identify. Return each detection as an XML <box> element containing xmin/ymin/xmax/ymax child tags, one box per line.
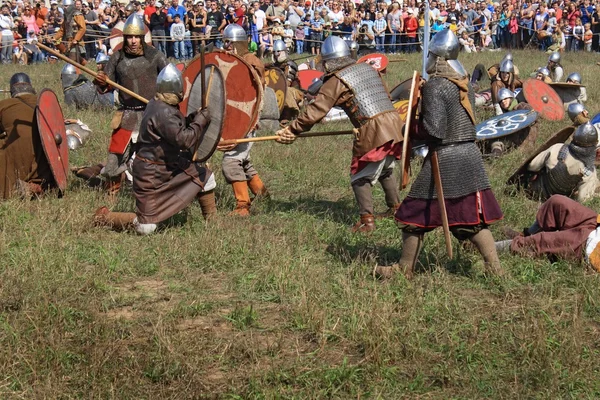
<box><xmin>54</xmin><ymin>0</ymin><xmax>86</xmax><ymax>63</ymax></box>
<box><xmin>94</xmin><ymin>64</ymin><xmax>216</xmax><ymax>233</ymax></box>
<box><xmin>374</xmin><ymin>29</ymin><xmax>504</xmax><ymax>279</ymax></box>
<box><xmin>276</xmin><ymin>36</ymin><xmax>404</xmax><ymax>232</ymax></box>
<box><xmin>491</xmin><ymin>57</ymin><xmax>522</xmax><ymax>116</ymax></box>
<box><xmin>525</xmin><ymin>122</ymin><xmax>598</xmax><ymax>203</ymax></box>
<box><xmin>0</xmin><ymin>73</ymin><xmax>55</xmax><ymax>199</ymax></box>
<box><xmin>92</xmin><ymin>14</ymin><xmax>168</xmax><ymax>195</ymax></box>
<box><xmin>269</xmin><ymin>39</ymin><xmax>303</xmax><ymax>121</ymax></box>
<box><xmin>547</xmin><ymin>52</ymin><xmax>564</xmax><ymax>82</ymax></box>
<box><xmin>217</xmin><ymin>24</ymin><xmax>269</xmax><ymax>217</ymax></box>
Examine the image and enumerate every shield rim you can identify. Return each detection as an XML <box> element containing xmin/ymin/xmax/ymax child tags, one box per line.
<box><xmin>522</xmin><ymin>78</ymin><xmax>565</xmax><ymax>121</ymax></box>
<box><xmin>592</xmin><ymin>112</ymin><xmax>600</xmax><ymax>125</ymax></box>
<box><xmin>181</xmin><ymin>50</ymin><xmax>263</xmax><ymax>141</ymax></box>
<box><xmin>390</xmin><ymin>77</ymin><xmax>413</xmax><ymax>102</ymax></box>
<box><xmin>475</xmin><ymin>109</ymin><xmax>539</xmax><ymax>141</ymax></box>
<box><xmin>357</xmin><ymin>53</ymin><xmax>389</xmax><ymax>72</ymax></box>
<box><xmin>507</xmin><ymin>125</ymin><xmax>576</xmax><ymax>185</ymax></box>
<box><xmin>109</xmin><ymin>20</ymin><xmax>153</xmax><ymax>52</ymax></box>
<box><xmin>297</xmin><ymin>69</ymin><xmax>324</xmax><ymax>91</ymax></box>
<box><xmin>36</xmin><ymin>88</ymin><xmax>69</xmax><ymax>192</ymax></box>
<box><xmin>188</xmin><ymin>64</ymin><xmax>225</xmax><ymax>162</ymax></box>
<box><xmin>264</xmin><ymin>66</ymin><xmax>287</xmax><ymax>112</ymax></box>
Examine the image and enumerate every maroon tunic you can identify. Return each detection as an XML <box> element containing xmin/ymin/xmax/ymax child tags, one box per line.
<box><xmin>511</xmin><ymin>195</ymin><xmax>599</xmax><ymax>259</ymax></box>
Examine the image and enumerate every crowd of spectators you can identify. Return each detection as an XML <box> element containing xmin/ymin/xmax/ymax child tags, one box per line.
<box><xmin>1</xmin><ymin>0</ymin><xmax>600</xmax><ymax>64</ymax></box>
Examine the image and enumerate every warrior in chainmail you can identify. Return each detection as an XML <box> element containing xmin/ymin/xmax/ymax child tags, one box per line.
<box><xmin>53</xmin><ymin>0</ymin><xmax>86</xmax><ymax>63</ymax></box>
<box><xmin>215</xmin><ymin>24</ymin><xmax>269</xmax><ymax>217</ymax></box>
<box><xmin>89</xmin><ymin>14</ymin><xmax>167</xmax><ymax>196</ymax></box>
<box><xmin>485</xmin><ymin>88</ymin><xmax>537</xmax><ymax>157</ymax></box>
<box><xmin>276</xmin><ymin>36</ymin><xmax>404</xmax><ymax>233</ymax></box>
<box><xmin>373</xmin><ymin>29</ymin><xmax>504</xmax><ymax>279</ymax></box>
<box><xmin>526</xmin><ymin>122</ymin><xmax>598</xmax><ymax>203</ymax></box>
<box><xmin>94</xmin><ymin>64</ymin><xmax>216</xmax><ymax>234</ymax></box>
<box><xmin>547</xmin><ymin>52</ymin><xmax>564</xmax><ymax>83</ymax></box>
<box><xmin>268</xmin><ymin>39</ymin><xmax>303</xmax><ymax>121</ymax></box>
<box><xmin>567</xmin><ymin>102</ymin><xmax>590</xmax><ymax>127</ymax></box>
<box><xmin>491</xmin><ymin>56</ymin><xmax>523</xmax><ymax>116</ymax></box>
<box><xmin>61</xmin><ymin>64</ymin><xmax>113</xmax><ymax>109</ymax></box>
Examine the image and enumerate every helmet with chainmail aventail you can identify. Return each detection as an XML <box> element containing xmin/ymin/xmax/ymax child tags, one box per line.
<box><xmin>572</xmin><ymin>122</ymin><xmax>598</xmax><ymax>148</ymax></box>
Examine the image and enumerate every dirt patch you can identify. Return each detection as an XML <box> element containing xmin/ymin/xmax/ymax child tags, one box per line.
<box><xmin>105</xmin><ymin>306</ymin><xmax>136</xmax><ymax>320</ymax></box>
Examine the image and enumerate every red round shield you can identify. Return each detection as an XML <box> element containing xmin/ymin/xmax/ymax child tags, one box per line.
<box><xmin>522</xmin><ymin>79</ymin><xmax>564</xmax><ymax>121</ymax></box>
<box><xmin>357</xmin><ymin>53</ymin><xmax>389</xmax><ymax>72</ymax></box>
<box><xmin>297</xmin><ymin>69</ymin><xmax>324</xmax><ymax>91</ymax></box>
<box><xmin>36</xmin><ymin>89</ymin><xmax>69</xmax><ymax>192</ymax></box>
<box><xmin>109</xmin><ymin>21</ymin><xmax>153</xmax><ymax>52</ymax></box>
<box><xmin>181</xmin><ymin>51</ymin><xmax>262</xmax><ymax>141</ymax></box>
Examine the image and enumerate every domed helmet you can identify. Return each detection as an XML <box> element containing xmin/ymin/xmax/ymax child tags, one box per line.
<box><xmin>272</xmin><ymin>39</ymin><xmax>288</xmax><ymax>63</ymax></box>
<box><xmin>61</xmin><ymin>63</ymin><xmax>81</xmax><ymax>89</ymax></box>
<box><xmin>348</xmin><ymin>40</ymin><xmax>358</xmax><ymax>60</ymax></box>
<box><xmin>223</xmin><ymin>24</ymin><xmax>246</xmax><ymax>43</ymax></box>
<box><xmin>123</xmin><ymin>14</ymin><xmax>145</xmax><ymax>36</ymax></box>
<box><xmin>273</xmin><ymin>39</ymin><xmax>286</xmax><ymax>53</ymax></box>
<box><xmin>537</xmin><ymin>67</ymin><xmax>550</xmax><ymax>77</ymax></box>
<box><xmin>497</xmin><ymin>88</ymin><xmax>514</xmax><ymax>102</ymax></box>
<box><xmin>9</xmin><ymin>72</ymin><xmax>35</xmax><ymax>97</ymax></box>
<box><xmin>95</xmin><ymin>52</ymin><xmax>110</xmax><ymax>65</ymax></box>
<box><xmin>501</xmin><ymin>52</ymin><xmax>513</xmax><ymax>62</ymax></box>
<box><xmin>125</xmin><ymin>2</ymin><xmax>135</xmax><ymax>13</ymax></box>
<box><xmin>548</xmin><ymin>52</ymin><xmax>561</xmax><ymax>64</ymax></box>
<box><xmin>156</xmin><ymin>63</ymin><xmax>184</xmax><ymax>98</ymax></box>
<box><xmin>499</xmin><ymin>58</ymin><xmax>514</xmax><ymax>74</ymax></box>
<box><xmin>321</xmin><ymin>35</ymin><xmax>350</xmax><ymax>61</ymax></box>
<box><xmin>567</xmin><ymin>102</ymin><xmax>586</xmax><ymax>122</ymax></box>
<box><xmin>566</xmin><ymin>72</ymin><xmax>582</xmax><ymax>84</ymax></box>
<box><xmin>67</xmin><ymin>134</ymin><xmax>83</xmax><ymax>150</ymax></box>
<box><xmin>572</xmin><ymin>122</ymin><xmax>598</xmax><ymax>148</ymax></box>
<box><xmin>425</xmin><ymin>28</ymin><xmax>466</xmax><ymax>77</ymax></box>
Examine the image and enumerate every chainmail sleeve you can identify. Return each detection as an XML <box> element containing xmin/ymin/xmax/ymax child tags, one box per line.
<box><xmin>421</xmin><ymin>77</ymin><xmax>448</xmax><ymax>141</ymax></box>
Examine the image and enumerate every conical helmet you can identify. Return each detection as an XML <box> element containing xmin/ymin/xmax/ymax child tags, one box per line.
<box><xmin>321</xmin><ymin>36</ymin><xmax>350</xmax><ymax>61</ymax></box>
<box><xmin>567</xmin><ymin>103</ymin><xmax>585</xmax><ymax>122</ymax></box>
<box><xmin>223</xmin><ymin>24</ymin><xmax>246</xmax><ymax>42</ymax></box>
<box><xmin>499</xmin><ymin>59</ymin><xmax>514</xmax><ymax>73</ymax></box>
<box><xmin>572</xmin><ymin>122</ymin><xmax>598</xmax><ymax>148</ymax></box>
<box><xmin>156</xmin><ymin>63</ymin><xmax>183</xmax><ymax>96</ymax></box>
<box><xmin>123</xmin><ymin>14</ymin><xmax>145</xmax><ymax>36</ymax></box>
<box><xmin>429</xmin><ymin>28</ymin><xmax>459</xmax><ymax>61</ymax></box>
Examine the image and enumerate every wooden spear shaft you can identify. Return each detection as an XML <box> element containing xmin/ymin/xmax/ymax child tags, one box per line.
<box><xmin>37</xmin><ymin>43</ymin><xmax>150</xmax><ymax>104</ymax></box>
<box><xmin>219</xmin><ymin>129</ymin><xmax>355</xmax><ymax>145</ymax></box>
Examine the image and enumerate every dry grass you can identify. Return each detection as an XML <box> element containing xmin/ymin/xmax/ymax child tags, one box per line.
<box><xmin>1</xmin><ymin>50</ymin><xmax>600</xmax><ymax>398</ymax></box>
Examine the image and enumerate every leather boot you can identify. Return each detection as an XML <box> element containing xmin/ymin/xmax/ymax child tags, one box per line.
<box><xmin>104</xmin><ymin>173</ymin><xmax>124</xmax><ymax>197</ymax></box>
<box><xmin>229</xmin><ymin>181</ymin><xmax>251</xmax><ymax>217</ymax></box>
<box><xmin>72</xmin><ymin>164</ymin><xmax>104</xmax><ymax>187</ymax></box>
<box><xmin>376</xmin><ymin>172</ymin><xmax>401</xmax><ymax>219</ymax></box>
<box><xmin>94</xmin><ymin>206</ymin><xmax>136</xmax><ymax>231</ymax></box>
<box><xmin>15</xmin><ymin>180</ymin><xmax>44</xmax><ymax>199</ymax></box>
<box><xmin>248</xmin><ymin>174</ymin><xmax>269</xmax><ymax>198</ymax></box>
<box><xmin>351</xmin><ymin>214</ymin><xmax>375</xmax><ymax>233</ymax></box>
<box><xmin>469</xmin><ymin>229</ymin><xmax>506</xmax><ymax>277</ymax></box>
<box><xmin>197</xmin><ymin>190</ymin><xmax>217</xmax><ymax>220</ymax></box>
<box><xmin>374</xmin><ymin>232</ymin><xmax>423</xmax><ymax>280</ymax></box>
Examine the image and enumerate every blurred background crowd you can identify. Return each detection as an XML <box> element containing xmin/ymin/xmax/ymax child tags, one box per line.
<box><xmin>1</xmin><ymin>0</ymin><xmax>600</xmax><ymax>64</ymax></box>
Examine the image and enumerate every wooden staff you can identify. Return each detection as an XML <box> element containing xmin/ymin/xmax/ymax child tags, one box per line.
<box><xmin>431</xmin><ymin>151</ymin><xmax>453</xmax><ymax>259</ymax></box>
<box><xmin>399</xmin><ymin>70</ymin><xmax>418</xmax><ymax>190</ymax></box>
<box><xmin>219</xmin><ymin>129</ymin><xmax>356</xmax><ymax>145</ymax></box>
<box><xmin>200</xmin><ymin>37</ymin><xmax>207</xmax><ymax>108</ymax></box>
<box><xmin>37</xmin><ymin>42</ymin><xmax>149</xmax><ymax>104</ymax></box>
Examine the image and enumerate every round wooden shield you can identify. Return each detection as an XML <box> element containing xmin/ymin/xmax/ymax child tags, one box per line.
<box><xmin>181</xmin><ymin>51</ymin><xmax>262</xmax><ymax>141</ymax></box>
<box><xmin>476</xmin><ymin>109</ymin><xmax>539</xmax><ymax>141</ymax></box>
<box><xmin>109</xmin><ymin>20</ymin><xmax>153</xmax><ymax>52</ymax></box>
<box><xmin>36</xmin><ymin>89</ymin><xmax>69</xmax><ymax>192</ymax></box>
<box><xmin>592</xmin><ymin>112</ymin><xmax>600</xmax><ymax>125</ymax></box>
<box><xmin>522</xmin><ymin>78</ymin><xmax>564</xmax><ymax>121</ymax></box>
<box><xmin>393</xmin><ymin>99</ymin><xmax>409</xmax><ymax>122</ymax></box>
<box><xmin>357</xmin><ymin>53</ymin><xmax>389</xmax><ymax>72</ymax></box>
<box><xmin>264</xmin><ymin>67</ymin><xmax>287</xmax><ymax>112</ymax></box>
<box><xmin>186</xmin><ymin>64</ymin><xmax>225</xmax><ymax>162</ymax></box>
<box><xmin>390</xmin><ymin>77</ymin><xmax>412</xmax><ymax>102</ymax></box>
<box><xmin>549</xmin><ymin>83</ymin><xmax>585</xmax><ymax>109</ymax></box>
<box><xmin>298</xmin><ymin>69</ymin><xmax>324</xmax><ymax>91</ymax></box>
<box><xmin>507</xmin><ymin>126</ymin><xmax>576</xmax><ymax>186</ymax></box>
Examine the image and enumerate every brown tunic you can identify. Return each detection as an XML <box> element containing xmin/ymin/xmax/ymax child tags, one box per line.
<box><xmin>242</xmin><ymin>52</ymin><xmax>265</xmax><ymax>86</ymax></box>
<box><xmin>511</xmin><ymin>195</ymin><xmax>598</xmax><ymax>260</ymax></box>
<box><xmin>54</xmin><ymin>13</ymin><xmax>86</xmax><ymax>42</ymax></box>
<box><xmin>133</xmin><ymin>99</ymin><xmax>211</xmax><ymax>224</ymax></box>
<box><xmin>491</xmin><ymin>75</ymin><xmax>523</xmax><ymax>104</ymax></box>
<box><xmin>288</xmin><ymin>74</ymin><xmax>403</xmax><ymax>157</ymax></box>
<box><xmin>0</xmin><ymin>94</ymin><xmax>54</xmax><ymax>199</ymax></box>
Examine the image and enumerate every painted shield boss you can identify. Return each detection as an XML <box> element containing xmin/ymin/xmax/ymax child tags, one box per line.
<box><xmin>357</xmin><ymin>53</ymin><xmax>389</xmax><ymax>72</ymax></box>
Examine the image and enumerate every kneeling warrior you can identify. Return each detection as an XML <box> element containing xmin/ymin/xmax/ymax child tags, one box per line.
<box><xmin>547</xmin><ymin>52</ymin><xmax>564</xmax><ymax>83</ymax></box>
<box><xmin>374</xmin><ymin>29</ymin><xmax>504</xmax><ymax>279</ymax></box>
<box><xmin>269</xmin><ymin>39</ymin><xmax>303</xmax><ymax>121</ymax></box>
<box><xmin>491</xmin><ymin>57</ymin><xmax>522</xmax><ymax>116</ymax></box>
<box><xmin>276</xmin><ymin>36</ymin><xmax>404</xmax><ymax>232</ymax></box>
<box><xmin>526</xmin><ymin>122</ymin><xmax>598</xmax><ymax>203</ymax></box>
<box><xmin>94</xmin><ymin>64</ymin><xmax>217</xmax><ymax>233</ymax></box>
<box><xmin>61</xmin><ymin>63</ymin><xmax>114</xmax><ymax>109</ymax></box>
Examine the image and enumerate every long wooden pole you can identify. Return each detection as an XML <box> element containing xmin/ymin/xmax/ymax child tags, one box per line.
<box><xmin>37</xmin><ymin>43</ymin><xmax>150</xmax><ymax>104</ymax></box>
<box><xmin>431</xmin><ymin>151</ymin><xmax>453</xmax><ymax>259</ymax></box>
<box><xmin>400</xmin><ymin>70</ymin><xmax>418</xmax><ymax>190</ymax></box>
<box><xmin>220</xmin><ymin>129</ymin><xmax>355</xmax><ymax>145</ymax></box>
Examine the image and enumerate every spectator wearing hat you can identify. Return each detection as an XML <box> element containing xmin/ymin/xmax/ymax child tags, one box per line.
<box><xmin>405</xmin><ymin>8</ymin><xmax>418</xmax><ymax>52</ymax></box>
<box><xmin>283</xmin><ymin>20</ymin><xmax>294</xmax><ymax>49</ymax></box>
<box><xmin>309</xmin><ymin>10</ymin><xmax>323</xmax><ymax>55</ymax></box>
<box><xmin>189</xmin><ymin>0</ymin><xmax>206</xmax><ymax>57</ymax></box>
<box><xmin>271</xmin><ymin>18</ymin><xmax>284</xmax><ymax>40</ymax></box>
<box><xmin>150</xmin><ymin>1</ymin><xmax>167</xmax><ymax>55</ymax></box>
<box><xmin>294</xmin><ymin>21</ymin><xmax>305</xmax><ymax>53</ymax></box>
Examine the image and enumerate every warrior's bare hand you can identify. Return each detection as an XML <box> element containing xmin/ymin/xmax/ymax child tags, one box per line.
<box><xmin>217</xmin><ymin>139</ymin><xmax>236</xmax><ymax>152</ymax></box>
<box><xmin>275</xmin><ymin>126</ymin><xmax>296</xmax><ymax>144</ymax></box>
<box><xmin>94</xmin><ymin>71</ymin><xmax>108</xmax><ymax>86</ymax></box>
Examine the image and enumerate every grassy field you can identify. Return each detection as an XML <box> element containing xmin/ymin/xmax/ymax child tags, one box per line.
<box><xmin>2</xmin><ymin>50</ymin><xmax>600</xmax><ymax>398</ymax></box>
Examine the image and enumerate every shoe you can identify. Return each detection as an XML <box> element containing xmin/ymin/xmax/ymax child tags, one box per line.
<box><xmin>373</xmin><ymin>263</ymin><xmax>414</xmax><ymax>280</ymax></box>
<box><xmin>93</xmin><ymin>206</ymin><xmax>110</xmax><ymax>226</ymax></box>
<box><xmin>502</xmin><ymin>226</ymin><xmax>522</xmax><ymax>239</ymax></box>
<box><xmin>351</xmin><ymin>214</ymin><xmax>375</xmax><ymax>233</ymax></box>
<box><xmin>375</xmin><ymin>204</ymin><xmax>400</xmax><ymax>220</ymax></box>
<box><xmin>228</xmin><ymin>206</ymin><xmax>250</xmax><ymax>217</ymax></box>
